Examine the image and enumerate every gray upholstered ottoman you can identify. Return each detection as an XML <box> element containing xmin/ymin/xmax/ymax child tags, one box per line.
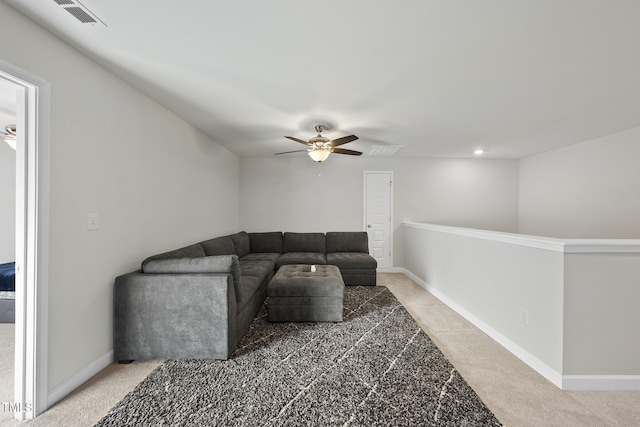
<box><xmin>268</xmin><ymin>264</ymin><xmax>344</xmax><ymax>322</ymax></box>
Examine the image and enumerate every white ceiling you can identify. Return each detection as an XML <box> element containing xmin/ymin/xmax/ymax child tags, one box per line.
<box><xmin>5</xmin><ymin>0</ymin><xmax>640</xmax><ymax>159</ymax></box>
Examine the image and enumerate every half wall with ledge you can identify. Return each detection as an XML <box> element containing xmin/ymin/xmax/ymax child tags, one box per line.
<box><xmin>402</xmin><ymin>221</ymin><xmax>640</xmax><ymax>390</ymax></box>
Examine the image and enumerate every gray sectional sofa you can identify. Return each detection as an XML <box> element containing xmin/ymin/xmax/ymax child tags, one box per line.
<box><xmin>114</xmin><ymin>231</ymin><xmax>377</xmax><ymax>362</ymax></box>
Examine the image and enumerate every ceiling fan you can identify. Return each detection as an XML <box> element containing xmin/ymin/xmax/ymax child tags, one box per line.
<box><xmin>1</xmin><ymin>124</ymin><xmax>16</xmax><ymax>150</ymax></box>
<box><xmin>276</xmin><ymin>124</ymin><xmax>361</xmax><ymax>162</ymax></box>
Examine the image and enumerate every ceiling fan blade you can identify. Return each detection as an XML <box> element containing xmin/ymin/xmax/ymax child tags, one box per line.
<box><xmin>285</xmin><ymin>136</ymin><xmax>310</xmax><ymax>146</ymax></box>
<box><xmin>331</xmin><ymin>135</ymin><xmax>358</xmax><ymax>147</ymax></box>
<box><xmin>274</xmin><ymin>149</ymin><xmax>308</xmax><ymax>155</ymax></box>
<box><xmin>332</xmin><ymin>148</ymin><xmax>362</xmax><ymax>156</ymax></box>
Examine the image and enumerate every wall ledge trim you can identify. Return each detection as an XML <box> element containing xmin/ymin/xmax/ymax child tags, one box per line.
<box><xmin>403</xmin><ymin>222</ymin><xmax>640</xmax><ymax>254</ymax></box>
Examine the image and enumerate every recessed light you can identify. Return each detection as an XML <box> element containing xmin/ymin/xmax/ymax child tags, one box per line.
<box><xmin>473</xmin><ymin>149</ymin><xmax>484</xmax><ymax>155</ymax></box>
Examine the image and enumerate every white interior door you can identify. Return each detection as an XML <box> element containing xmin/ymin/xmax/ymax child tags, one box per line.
<box><xmin>364</xmin><ymin>171</ymin><xmax>393</xmax><ymax>270</ymax></box>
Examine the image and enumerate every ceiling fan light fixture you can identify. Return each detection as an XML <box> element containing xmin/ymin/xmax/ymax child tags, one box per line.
<box><xmin>279</xmin><ymin>124</ymin><xmax>360</xmax><ymax>161</ymax></box>
<box><xmin>1</xmin><ymin>124</ymin><xmax>17</xmax><ymax>151</ymax></box>
<box><xmin>308</xmin><ymin>148</ymin><xmax>331</xmax><ymax>163</ymax></box>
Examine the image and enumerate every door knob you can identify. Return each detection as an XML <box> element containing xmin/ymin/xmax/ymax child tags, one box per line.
<box><xmin>367</xmin><ymin>224</ymin><xmax>372</xmax><ymax>228</ymax></box>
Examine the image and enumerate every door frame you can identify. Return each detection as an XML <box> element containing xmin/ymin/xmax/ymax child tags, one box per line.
<box><xmin>363</xmin><ymin>171</ymin><xmax>394</xmax><ymax>271</ymax></box>
<box><xmin>0</xmin><ymin>60</ymin><xmax>50</xmax><ymax>420</ymax></box>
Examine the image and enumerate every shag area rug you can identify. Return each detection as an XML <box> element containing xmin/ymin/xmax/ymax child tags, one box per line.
<box><xmin>96</xmin><ymin>286</ymin><xmax>502</xmax><ymax>426</ymax></box>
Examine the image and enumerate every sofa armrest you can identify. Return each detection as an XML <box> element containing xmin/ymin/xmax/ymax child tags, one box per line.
<box><xmin>114</xmin><ymin>271</ymin><xmax>238</xmax><ymax>360</ymax></box>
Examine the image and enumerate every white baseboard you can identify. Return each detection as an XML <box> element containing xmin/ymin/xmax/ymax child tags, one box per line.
<box><xmin>402</xmin><ymin>268</ymin><xmax>564</xmax><ymax>389</ymax></box>
<box><xmin>47</xmin><ymin>351</ymin><xmax>114</xmax><ymax>407</ymax></box>
<box><xmin>562</xmin><ymin>375</ymin><xmax>640</xmax><ymax>391</ymax></box>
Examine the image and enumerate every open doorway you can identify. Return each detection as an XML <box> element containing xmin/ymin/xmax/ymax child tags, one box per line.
<box><xmin>0</xmin><ymin>60</ymin><xmax>50</xmax><ymax>421</ymax></box>
<box><xmin>0</xmin><ymin>76</ymin><xmax>18</xmax><ymax>424</ymax></box>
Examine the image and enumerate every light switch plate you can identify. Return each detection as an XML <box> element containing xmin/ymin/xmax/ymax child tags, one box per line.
<box><xmin>88</xmin><ymin>213</ymin><xmax>99</xmax><ymax>230</ymax></box>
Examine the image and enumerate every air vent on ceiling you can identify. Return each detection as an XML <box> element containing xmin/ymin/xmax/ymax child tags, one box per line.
<box><xmin>52</xmin><ymin>0</ymin><xmax>106</xmax><ymax>26</ymax></box>
<box><xmin>366</xmin><ymin>145</ymin><xmax>405</xmax><ymax>156</ymax></box>
<box><xmin>64</xmin><ymin>7</ymin><xmax>96</xmax><ymax>23</ymax></box>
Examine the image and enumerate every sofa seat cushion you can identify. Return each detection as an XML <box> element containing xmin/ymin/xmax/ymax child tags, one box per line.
<box><xmin>239</xmin><ymin>261</ymin><xmax>275</xmax><ymax>281</ymax></box>
<box><xmin>240</xmin><ymin>253</ymin><xmax>281</xmax><ymax>264</ymax></box>
<box><xmin>326</xmin><ymin>252</ymin><xmax>377</xmax><ymax>270</ymax></box>
<box><xmin>276</xmin><ymin>252</ymin><xmax>326</xmax><ymax>268</ymax></box>
<box><xmin>200</xmin><ymin>236</ymin><xmax>235</xmax><ymax>256</ymax></box>
<box><xmin>237</xmin><ymin>275</ymin><xmax>263</xmax><ymax>312</ymax></box>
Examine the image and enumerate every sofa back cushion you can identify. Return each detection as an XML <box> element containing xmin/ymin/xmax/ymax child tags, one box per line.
<box><xmin>326</xmin><ymin>232</ymin><xmax>369</xmax><ymax>253</ymax></box>
<box><xmin>142</xmin><ymin>255</ymin><xmax>241</xmax><ymax>285</ymax></box>
<box><xmin>283</xmin><ymin>232</ymin><xmax>326</xmax><ymax>253</ymax></box>
<box><xmin>230</xmin><ymin>232</ymin><xmax>250</xmax><ymax>258</ymax></box>
<box><xmin>249</xmin><ymin>232</ymin><xmax>283</xmax><ymax>253</ymax></box>
<box><xmin>200</xmin><ymin>236</ymin><xmax>235</xmax><ymax>256</ymax></box>
<box><xmin>141</xmin><ymin>243</ymin><xmax>206</xmax><ymax>267</ymax></box>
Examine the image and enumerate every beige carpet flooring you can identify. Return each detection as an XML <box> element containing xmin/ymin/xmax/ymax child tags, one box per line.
<box><xmin>0</xmin><ymin>323</ymin><xmax>16</xmax><ymax>427</ymax></box>
<box><xmin>1</xmin><ymin>273</ymin><xmax>639</xmax><ymax>426</ymax></box>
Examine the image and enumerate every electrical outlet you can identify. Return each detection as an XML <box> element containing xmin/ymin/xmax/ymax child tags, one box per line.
<box><xmin>88</xmin><ymin>213</ymin><xmax>99</xmax><ymax>230</ymax></box>
<box><xmin>519</xmin><ymin>308</ymin><xmax>529</xmax><ymax>325</ymax></box>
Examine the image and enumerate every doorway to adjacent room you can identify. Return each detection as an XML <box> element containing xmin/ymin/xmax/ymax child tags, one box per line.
<box><xmin>0</xmin><ymin>60</ymin><xmax>50</xmax><ymax>420</ymax></box>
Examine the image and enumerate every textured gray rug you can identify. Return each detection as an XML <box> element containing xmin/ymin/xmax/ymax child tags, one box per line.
<box><xmin>96</xmin><ymin>286</ymin><xmax>502</xmax><ymax>426</ymax></box>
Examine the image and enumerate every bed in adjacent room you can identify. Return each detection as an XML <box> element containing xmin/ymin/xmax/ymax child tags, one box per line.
<box><xmin>0</xmin><ymin>262</ymin><xmax>15</xmax><ymax>323</ymax></box>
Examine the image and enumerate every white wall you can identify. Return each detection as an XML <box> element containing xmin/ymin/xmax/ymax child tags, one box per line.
<box><xmin>1</xmin><ymin>3</ymin><xmax>239</xmax><ymax>393</ymax></box>
<box><xmin>519</xmin><ymin>126</ymin><xmax>640</xmax><ymax>238</ymax></box>
<box><xmin>0</xmin><ymin>78</ymin><xmax>16</xmax><ymax>264</ymax></box>
<box><xmin>240</xmin><ymin>156</ymin><xmax>519</xmax><ymax>267</ymax></box>
<box><xmin>0</xmin><ymin>141</ymin><xmax>15</xmax><ymax>264</ymax></box>
<box><xmin>0</xmin><ymin>144</ymin><xmax>16</xmax><ymax>264</ymax></box>
<box><xmin>563</xmin><ymin>253</ymin><xmax>640</xmax><ymax>376</ymax></box>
